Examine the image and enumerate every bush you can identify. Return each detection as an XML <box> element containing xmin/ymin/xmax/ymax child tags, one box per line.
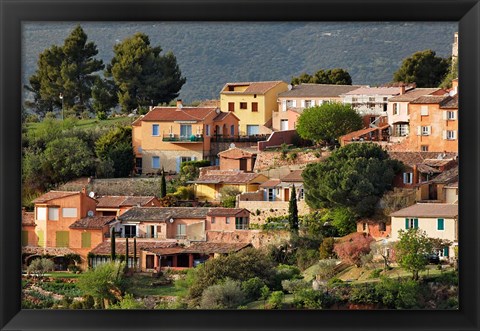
<box><xmin>281</xmin><ymin>279</ymin><xmax>310</xmax><ymax>294</ymax></box>
<box><xmin>241</xmin><ymin>277</ymin><xmax>266</xmax><ymax>301</ymax></box>
<box><xmin>349</xmin><ymin>284</ymin><xmax>378</xmax><ymax>304</ymax></box>
<box><xmin>200</xmin><ymin>279</ymin><xmax>245</xmax><ymax>309</ymax></box>
<box><xmin>293</xmin><ymin>289</ymin><xmax>334</xmax><ymax>309</ymax></box>
<box><xmin>319</xmin><ymin>237</ymin><xmax>335</xmax><ymax>259</ymax></box>
<box><xmin>369</xmin><ymin>269</ymin><xmax>382</xmax><ymax>279</ymax></box>
<box><xmin>27</xmin><ymin>258</ymin><xmax>55</xmax><ymax>278</ymax></box>
<box><xmin>295</xmin><ymin>248</ymin><xmax>319</xmax><ymax>270</ymax></box>
<box><xmin>221</xmin><ymin>196</ymin><xmax>236</xmax><ymax>208</ymax></box>
<box><xmin>313</xmin><ymin>259</ymin><xmax>338</xmax><ymax>282</ymax></box>
<box><xmin>267</xmin><ymin>291</ymin><xmax>284</xmax><ymax>309</ymax></box>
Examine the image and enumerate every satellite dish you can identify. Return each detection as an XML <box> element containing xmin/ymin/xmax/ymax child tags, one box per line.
<box><xmin>87</xmin><ymin>210</ymin><xmax>94</xmax><ymax>217</ymax></box>
<box><xmin>216</xmin><ymin>108</ymin><xmax>221</xmax><ymax>114</ymax></box>
<box><xmin>229</xmin><ymin>143</ymin><xmax>236</xmax><ymax>149</ymax></box>
<box><xmin>88</xmin><ymin>191</ymin><xmax>95</xmax><ymax>198</ymax></box>
<box><xmin>287</xmin><ymin>84</ymin><xmax>293</xmax><ymax>90</ymax></box>
<box><xmin>169</xmin><ymin>218</ymin><xmax>174</xmax><ymax>224</ymax></box>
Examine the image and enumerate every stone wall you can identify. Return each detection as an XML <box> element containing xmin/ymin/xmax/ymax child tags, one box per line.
<box><xmin>238</xmin><ymin>200</ymin><xmax>310</xmax><ymax>224</ymax></box>
<box><xmin>254</xmin><ymin>150</ymin><xmax>327</xmax><ymax>172</ymax></box>
<box><xmin>257</xmin><ymin>130</ymin><xmax>298</xmax><ymax>151</ymax></box>
<box><xmin>206</xmin><ymin>229</ymin><xmax>290</xmax><ymax>249</ymax></box>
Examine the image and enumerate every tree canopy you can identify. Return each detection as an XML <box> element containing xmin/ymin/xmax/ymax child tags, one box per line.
<box><xmin>291</xmin><ymin>68</ymin><xmax>352</xmax><ymax>85</ymax></box>
<box><xmin>303</xmin><ymin>143</ymin><xmax>402</xmax><ymax>217</ymax></box>
<box><xmin>26</xmin><ymin>25</ymin><xmax>104</xmax><ymax>117</ymax></box>
<box><xmin>106</xmin><ymin>33</ymin><xmax>186</xmax><ymax>113</ymax></box>
<box><xmin>296</xmin><ymin>102</ymin><xmax>363</xmax><ymax>145</ymax></box>
<box><xmin>395</xmin><ymin>228</ymin><xmax>433</xmax><ymax>280</ymax></box>
<box><xmin>392</xmin><ymin>50</ymin><xmax>450</xmax><ymax>88</ymax></box>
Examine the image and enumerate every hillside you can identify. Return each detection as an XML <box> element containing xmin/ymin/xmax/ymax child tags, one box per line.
<box><xmin>23</xmin><ymin>22</ymin><xmax>457</xmax><ymax>103</ymax></box>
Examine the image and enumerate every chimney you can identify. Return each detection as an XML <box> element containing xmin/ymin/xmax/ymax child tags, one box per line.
<box><xmin>400</xmin><ymin>84</ymin><xmax>406</xmax><ymax>95</ymax></box>
<box><xmin>176</xmin><ymin>99</ymin><xmax>183</xmax><ymax>109</ymax></box>
<box><xmin>451</xmin><ymin>79</ymin><xmax>458</xmax><ymax>94</ymax></box>
<box><xmin>81</xmin><ymin>187</ymin><xmax>87</xmax><ymax>195</ymax></box>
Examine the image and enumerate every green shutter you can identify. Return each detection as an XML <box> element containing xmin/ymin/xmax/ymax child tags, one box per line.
<box><xmin>81</xmin><ymin>232</ymin><xmax>91</xmax><ymax>248</ymax></box>
<box><xmin>56</xmin><ymin>231</ymin><xmax>69</xmax><ymax>247</ymax></box>
<box><xmin>405</xmin><ymin>219</ymin><xmax>409</xmax><ymax>229</ymax></box>
<box><xmin>443</xmin><ymin>247</ymin><xmax>449</xmax><ymax>257</ymax></box>
<box><xmin>37</xmin><ymin>230</ymin><xmax>45</xmax><ymax>247</ymax></box>
<box><xmin>414</xmin><ymin>219</ymin><xmax>419</xmax><ymax>229</ymax></box>
<box><xmin>437</xmin><ymin>218</ymin><xmax>445</xmax><ymax>230</ymax></box>
<box><xmin>22</xmin><ymin>231</ymin><xmax>29</xmax><ymax>246</ymax></box>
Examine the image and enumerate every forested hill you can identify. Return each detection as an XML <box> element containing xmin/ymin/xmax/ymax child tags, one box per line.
<box><xmin>23</xmin><ymin>22</ymin><xmax>457</xmax><ymax>103</ymax></box>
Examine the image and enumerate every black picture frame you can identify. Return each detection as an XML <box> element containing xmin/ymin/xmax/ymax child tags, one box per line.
<box><xmin>1</xmin><ymin>0</ymin><xmax>479</xmax><ymax>330</ymax></box>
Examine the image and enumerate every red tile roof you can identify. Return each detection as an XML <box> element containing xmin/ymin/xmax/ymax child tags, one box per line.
<box><xmin>260</xmin><ymin>179</ymin><xmax>282</xmax><ymax>188</ymax></box>
<box><xmin>139</xmin><ymin>106</ymin><xmax>218</xmax><ymax>122</ymax></box>
<box><xmin>390</xmin><ymin>203</ymin><xmax>458</xmax><ymax>218</ymax></box>
<box><xmin>387</xmin><ymin>152</ymin><xmax>457</xmax><ymax>167</ymax></box>
<box><xmin>388</xmin><ymin>88</ymin><xmax>445</xmax><ymax>102</ymax></box>
<box><xmin>213</xmin><ymin>111</ymin><xmax>240</xmax><ymax>122</ymax></box>
<box><xmin>278</xmin><ymin>84</ymin><xmax>363</xmax><ymax>98</ymax></box>
<box><xmin>281</xmin><ymin>170</ymin><xmax>304</xmax><ymax>182</ymax></box>
<box><xmin>182</xmin><ymin>242</ymin><xmax>252</xmax><ymax>254</ymax></box>
<box><xmin>221</xmin><ymin>81</ymin><xmax>285</xmax><ymax>95</ymax></box>
<box><xmin>410</xmin><ymin>95</ymin><xmax>450</xmax><ymax>104</ymax></box>
<box><xmin>69</xmin><ymin>216</ymin><xmax>115</xmax><ymax>230</ymax></box>
<box><xmin>32</xmin><ymin>191</ymin><xmax>80</xmax><ymax>203</ymax></box>
<box><xmin>439</xmin><ymin>94</ymin><xmax>458</xmax><ymax>109</ymax></box>
<box><xmin>90</xmin><ymin>240</ymin><xmax>178</xmax><ymax>256</ymax></box>
<box><xmin>22</xmin><ymin>246</ymin><xmax>77</xmax><ymax>256</ymax></box>
<box><xmin>343</xmin><ymin>86</ymin><xmax>404</xmax><ymax>96</ymax></box>
<box><xmin>206</xmin><ymin>208</ymin><xmax>248</xmax><ymax>217</ymax></box>
<box><xmin>96</xmin><ymin>196</ymin><xmax>158</xmax><ymax>208</ymax></box>
<box><xmin>118</xmin><ymin>207</ymin><xmax>210</xmax><ymax>222</ymax></box>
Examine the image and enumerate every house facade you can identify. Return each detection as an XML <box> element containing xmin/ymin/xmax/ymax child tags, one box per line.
<box><xmin>22</xmin><ymin>209</ymin><xmax>36</xmax><ymax>247</ymax></box>
<box><xmin>132</xmin><ymin>101</ymin><xmax>239</xmax><ymax>174</ymax></box>
<box><xmin>274</xmin><ymin>84</ymin><xmax>362</xmax><ymax>131</ymax></box>
<box><xmin>390</xmin><ymin>203</ymin><xmax>458</xmax><ymax>258</ymax></box>
<box><xmin>217</xmin><ymin>146</ymin><xmax>258</xmax><ymax>172</ymax></box>
<box><xmin>220</xmin><ymin>81</ymin><xmax>289</xmax><ymax>135</ymax></box>
<box><xmin>356</xmin><ymin>218</ymin><xmax>391</xmax><ymax>240</ymax></box>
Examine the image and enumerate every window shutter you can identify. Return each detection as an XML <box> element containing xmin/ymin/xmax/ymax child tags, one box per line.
<box><xmin>405</xmin><ymin>218</ymin><xmax>409</xmax><ymax>229</ymax></box>
<box><xmin>414</xmin><ymin>219</ymin><xmax>419</xmax><ymax>229</ymax></box>
<box><xmin>427</xmin><ymin>126</ymin><xmax>431</xmax><ymax>135</ymax></box>
<box><xmin>443</xmin><ymin>111</ymin><xmax>447</xmax><ymax>120</ymax></box>
<box><xmin>443</xmin><ymin>130</ymin><xmax>447</xmax><ymax>140</ymax></box>
<box><xmin>453</xmin><ymin>131</ymin><xmax>457</xmax><ymax>140</ymax></box>
<box><xmin>417</xmin><ymin>126</ymin><xmax>421</xmax><ymax>136</ymax></box>
<box><xmin>292</xmin><ymin>100</ymin><xmax>297</xmax><ymax>107</ymax></box>
<box><xmin>22</xmin><ymin>231</ymin><xmax>28</xmax><ymax>246</ymax></box>
<box><xmin>311</xmin><ymin>100</ymin><xmax>315</xmax><ymax>106</ymax></box>
<box><xmin>444</xmin><ymin>247</ymin><xmax>449</xmax><ymax>257</ymax></box>
<box><xmin>453</xmin><ymin>111</ymin><xmax>457</xmax><ymax>120</ymax></box>
<box><xmin>176</xmin><ymin>157</ymin><xmax>181</xmax><ymax>173</ymax></box>
<box><xmin>438</xmin><ymin>218</ymin><xmax>444</xmax><ymax>230</ymax></box>
<box><xmin>301</xmin><ymin>100</ymin><xmax>305</xmax><ymax>108</ymax></box>
<box><xmin>403</xmin><ymin>173</ymin><xmax>407</xmax><ymax>183</ymax></box>
<box><xmin>282</xmin><ymin>100</ymin><xmax>287</xmax><ymax>111</ymax></box>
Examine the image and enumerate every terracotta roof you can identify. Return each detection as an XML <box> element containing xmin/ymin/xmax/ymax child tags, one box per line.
<box><xmin>423</xmin><ymin>159</ymin><xmax>455</xmax><ymax>167</ymax></box>
<box><xmin>22</xmin><ymin>211</ymin><xmax>35</xmax><ymax>226</ymax></box>
<box><xmin>195</xmin><ymin>170</ymin><xmax>266</xmax><ymax>184</ymax></box>
<box><xmin>388</xmin><ymin>152</ymin><xmax>458</xmax><ymax>167</ymax></box>
<box><xmin>207</xmin><ymin>208</ymin><xmax>248</xmax><ymax>217</ymax></box>
<box><xmin>281</xmin><ymin>170</ymin><xmax>304</xmax><ymax>182</ymax></box>
<box><xmin>90</xmin><ymin>240</ymin><xmax>178</xmax><ymax>256</ymax></box>
<box><xmin>32</xmin><ymin>191</ymin><xmax>79</xmax><ymax>203</ymax></box>
<box><xmin>139</xmin><ymin>106</ymin><xmax>218</xmax><ymax>122</ymax></box>
<box><xmin>197</xmin><ymin>99</ymin><xmax>221</xmax><ymax>107</ymax></box>
<box><xmin>96</xmin><ymin>196</ymin><xmax>158</xmax><ymax>208</ymax></box>
<box><xmin>439</xmin><ymin>94</ymin><xmax>458</xmax><ymax>109</ymax></box>
<box><xmin>260</xmin><ymin>179</ymin><xmax>282</xmax><ymax>188</ymax></box>
<box><xmin>182</xmin><ymin>242</ymin><xmax>252</xmax><ymax>254</ymax></box>
<box><xmin>69</xmin><ymin>216</ymin><xmax>115</xmax><ymax>230</ymax></box>
<box><xmin>343</xmin><ymin>86</ymin><xmax>404</xmax><ymax>96</ymax></box>
<box><xmin>388</xmin><ymin>88</ymin><xmax>445</xmax><ymax>102</ymax></box>
<box><xmin>22</xmin><ymin>246</ymin><xmax>77</xmax><ymax>256</ymax></box>
<box><xmin>221</xmin><ymin>81</ymin><xmax>285</xmax><ymax>95</ymax></box>
<box><xmin>431</xmin><ymin>165</ymin><xmax>458</xmax><ymax>184</ymax></box>
<box><xmin>278</xmin><ymin>84</ymin><xmax>363</xmax><ymax>98</ymax></box>
<box><xmin>118</xmin><ymin>207</ymin><xmax>210</xmax><ymax>222</ymax></box>
<box><xmin>142</xmin><ymin>247</ymin><xmax>186</xmax><ymax>255</ymax></box>
<box><xmin>445</xmin><ymin>181</ymin><xmax>458</xmax><ymax>188</ymax></box>
<box><xmin>339</xmin><ymin>125</ymin><xmax>389</xmax><ymax>143</ymax></box>
<box><xmin>416</xmin><ymin>164</ymin><xmax>441</xmax><ymax>174</ymax></box>
<box><xmin>410</xmin><ymin>95</ymin><xmax>450</xmax><ymax>104</ymax></box>
<box><xmin>213</xmin><ymin>111</ymin><xmax>239</xmax><ymax>122</ymax></box>
<box><xmin>218</xmin><ymin>147</ymin><xmax>258</xmax><ymax>158</ymax></box>
<box><xmin>390</xmin><ymin>203</ymin><xmax>458</xmax><ymax>218</ymax></box>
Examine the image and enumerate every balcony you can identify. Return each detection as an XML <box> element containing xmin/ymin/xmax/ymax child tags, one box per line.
<box><xmin>210</xmin><ymin>134</ymin><xmax>269</xmax><ymax>143</ymax></box>
<box><xmin>162</xmin><ymin>134</ymin><xmax>204</xmax><ymax>143</ymax></box>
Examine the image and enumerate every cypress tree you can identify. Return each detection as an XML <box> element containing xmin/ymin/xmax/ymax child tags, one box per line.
<box><xmin>133</xmin><ymin>237</ymin><xmax>137</xmax><ymax>271</ymax></box>
<box><xmin>110</xmin><ymin>227</ymin><xmax>116</xmax><ymax>261</ymax></box>
<box><xmin>288</xmin><ymin>184</ymin><xmax>299</xmax><ymax>234</ymax></box>
<box><xmin>160</xmin><ymin>167</ymin><xmax>167</xmax><ymax>198</ymax></box>
<box><xmin>125</xmin><ymin>237</ymin><xmax>129</xmax><ymax>271</ymax></box>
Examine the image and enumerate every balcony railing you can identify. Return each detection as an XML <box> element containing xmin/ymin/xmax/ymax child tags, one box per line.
<box><xmin>211</xmin><ymin>134</ymin><xmax>269</xmax><ymax>143</ymax></box>
<box><xmin>163</xmin><ymin>134</ymin><xmax>204</xmax><ymax>143</ymax></box>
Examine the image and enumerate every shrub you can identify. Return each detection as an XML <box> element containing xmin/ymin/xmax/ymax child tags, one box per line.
<box><xmin>349</xmin><ymin>284</ymin><xmax>378</xmax><ymax>304</ymax></box>
<box><xmin>333</xmin><ymin>233</ymin><xmax>374</xmax><ymax>267</ymax></box>
<box><xmin>313</xmin><ymin>259</ymin><xmax>339</xmax><ymax>282</ymax></box>
<box><xmin>27</xmin><ymin>258</ymin><xmax>54</xmax><ymax>278</ymax></box>
<box><xmin>267</xmin><ymin>291</ymin><xmax>284</xmax><ymax>309</ymax></box>
<box><xmin>319</xmin><ymin>237</ymin><xmax>335</xmax><ymax>259</ymax></box>
<box><xmin>369</xmin><ymin>269</ymin><xmax>382</xmax><ymax>279</ymax></box>
<box><xmin>293</xmin><ymin>289</ymin><xmax>334</xmax><ymax>309</ymax></box>
<box><xmin>200</xmin><ymin>279</ymin><xmax>245</xmax><ymax>309</ymax></box>
<box><xmin>295</xmin><ymin>248</ymin><xmax>320</xmax><ymax>270</ymax></box>
<box><xmin>241</xmin><ymin>277</ymin><xmax>266</xmax><ymax>301</ymax></box>
<box><xmin>281</xmin><ymin>279</ymin><xmax>310</xmax><ymax>295</ymax></box>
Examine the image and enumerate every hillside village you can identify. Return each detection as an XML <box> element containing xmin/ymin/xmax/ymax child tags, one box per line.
<box><xmin>21</xmin><ymin>31</ymin><xmax>459</xmax><ymax>310</ymax></box>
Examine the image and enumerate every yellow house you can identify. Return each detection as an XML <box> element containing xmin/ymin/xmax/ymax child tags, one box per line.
<box><xmin>193</xmin><ymin>169</ymin><xmax>269</xmax><ymax>201</ymax></box>
<box><xmin>132</xmin><ymin>100</ymin><xmax>239</xmax><ymax>174</ymax></box>
<box><xmin>220</xmin><ymin>81</ymin><xmax>289</xmax><ymax>135</ymax></box>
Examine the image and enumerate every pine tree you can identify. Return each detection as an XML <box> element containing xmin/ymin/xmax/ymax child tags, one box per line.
<box><xmin>288</xmin><ymin>184</ymin><xmax>299</xmax><ymax>234</ymax></box>
<box><xmin>160</xmin><ymin>168</ymin><xmax>167</xmax><ymax>198</ymax></box>
<box><xmin>110</xmin><ymin>227</ymin><xmax>116</xmax><ymax>261</ymax></box>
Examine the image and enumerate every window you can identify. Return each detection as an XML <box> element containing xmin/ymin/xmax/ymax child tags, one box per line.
<box><xmin>226</xmin><ymin>217</ymin><xmax>230</xmax><ymax>224</ymax></box>
<box><xmin>403</xmin><ymin>172</ymin><xmax>413</xmax><ymax>184</ymax></box>
<box><xmin>383</xmin><ymin>97</ymin><xmax>388</xmax><ymax>102</ymax></box>
<box><xmin>444</xmin><ymin>111</ymin><xmax>456</xmax><ymax>120</ymax></box>
<box><xmin>230</xmin><ymin>125</ymin><xmax>235</xmax><ymax>136</ymax></box>
<box><xmin>352</xmin><ymin>97</ymin><xmax>358</xmax><ymax>102</ymax></box>
<box><xmin>379</xmin><ymin>222</ymin><xmax>387</xmax><ymax>231</ymax></box>
<box><xmin>369</xmin><ymin>97</ymin><xmax>375</xmax><ymax>102</ymax></box>
<box><xmin>135</xmin><ymin>157</ymin><xmax>142</xmax><ymax>169</ymax></box>
<box><xmin>267</xmin><ymin>188</ymin><xmax>276</xmax><ymax>201</ymax></box>
<box><xmin>395</xmin><ymin>124</ymin><xmax>408</xmax><ymax>137</ymax></box>
<box><xmin>420</xmin><ymin>106</ymin><xmax>429</xmax><ymax>116</ymax></box>
<box><xmin>421</xmin><ymin>145</ymin><xmax>429</xmax><ymax>152</ymax></box>
<box><xmin>62</xmin><ymin>208</ymin><xmax>77</xmax><ymax>218</ymax></box>
<box><xmin>405</xmin><ymin>218</ymin><xmax>419</xmax><ymax>229</ymax></box>
<box><xmin>246</xmin><ymin>125</ymin><xmax>259</xmax><ymax>135</ymax></box>
<box><xmin>362</xmin><ymin>223</ymin><xmax>367</xmax><ymax>231</ymax></box>
<box><xmin>48</xmin><ymin>207</ymin><xmax>59</xmax><ymax>221</ymax></box>
<box><xmin>235</xmin><ymin>217</ymin><xmax>248</xmax><ymax>230</ymax></box>
<box><xmin>228</xmin><ymin>102</ymin><xmax>235</xmax><ymax>112</ymax></box>
<box><xmin>240</xmin><ymin>102</ymin><xmax>247</xmax><ymax>110</ymax></box>
<box><xmin>181</xmin><ymin>156</ymin><xmax>192</xmax><ymax>163</ymax></box>
<box><xmin>419</xmin><ymin>126</ymin><xmax>431</xmax><ymax>136</ymax></box>
<box><xmin>177</xmin><ymin>224</ymin><xmax>186</xmax><ymax>236</ymax></box>
<box><xmin>152</xmin><ymin>156</ymin><xmax>160</xmax><ymax>169</ymax></box>
<box><xmin>36</xmin><ymin>207</ymin><xmax>47</xmax><ymax>221</ymax></box>
<box><xmin>180</xmin><ymin>124</ymin><xmax>192</xmax><ymax>138</ymax></box>
<box><xmin>445</xmin><ymin>130</ymin><xmax>457</xmax><ymax>140</ymax></box>
<box><xmin>81</xmin><ymin>232</ymin><xmax>91</xmax><ymax>248</ymax></box>
<box><xmin>393</xmin><ymin>103</ymin><xmax>398</xmax><ymax>115</ymax></box>
<box><xmin>304</xmin><ymin>100</ymin><xmax>312</xmax><ymax>108</ymax></box>
<box><xmin>152</xmin><ymin>124</ymin><xmax>159</xmax><ymax>136</ymax></box>
<box><xmin>437</xmin><ymin>218</ymin><xmax>445</xmax><ymax>231</ymax></box>
<box><xmin>124</xmin><ymin>225</ymin><xmax>136</xmax><ymax>238</ymax></box>
<box><xmin>211</xmin><ymin>217</ymin><xmax>215</xmax><ymax>224</ymax></box>
<box><xmin>205</xmin><ymin>125</ymin><xmax>210</xmax><ymax>136</ymax></box>
<box><xmin>299</xmin><ymin>188</ymin><xmax>305</xmax><ymax>200</ymax></box>
<box><xmin>251</xmin><ymin>102</ymin><xmax>258</xmax><ymax>112</ymax></box>
<box><xmin>286</xmin><ymin>100</ymin><xmax>295</xmax><ymax>109</ymax></box>
<box><xmin>56</xmin><ymin>231</ymin><xmax>69</xmax><ymax>247</ymax></box>
<box><xmin>280</xmin><ymin>119</ymin><xmax>289</xmax><ymax>131</ymax></box>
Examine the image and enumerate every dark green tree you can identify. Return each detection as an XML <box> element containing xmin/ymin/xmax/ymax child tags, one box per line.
<box><xmin>106</xmin><ymin>33</ymin><xmax>186</xmax><ymax>113</ymax></box>
<box><xmin>160</xmin><ymin>168</ymin><xmax>167</xmax><ymax>198</ymax></box>
<box><xmin>291</xmin><ymin>68</ymin><xmax>352</xmax><ymax>85</ymax></box>
<box><xmin>133</xmin><ymin>237</ymin><xmax>137</xmax><ymax>271</ymax></box>
<box><xmin>395</xmin><ymin>228</ymin><xmax>433</xmax><ymax>281</ymax></box>
<box><xmin>288</xmin><ymin>184</ymin><xmax>299</xmax><ymax>234</ymax></box>
<box><xmin>125</xmin><ymin>237</ymin><xmax>129</xmax><ymax>272</ymax></box>
<box><xmin>91</xmin><ymin>77</ymin><xmax>118</xmax><ymax>118</ymax></box>
<box><xmin>95</xmin><ymin>126</ymin><xmax>134</xmax><ymax>177</ymax></box>
<box><xmin>303</xmin><ymin>143</ymin><xmax>402</xmax><ymax>217</ymax></box>
<box><xmin>296</xmin><ymin>102</ymin><xmax>363</xmax><ymax>145</ymax></box>
<box><xmin>393</xmin><ymin>50</ymin><xmax>449</xmax><ymax>88</ymax></box>
<box><xmin>26</xmin><ymin>25</ymin><xmax>104</xmax><ymax>117</ymax></box>
<box><xmin>111</xmin><ymin>227</ymin><xmax>116</xmax><ymax>261</ymax></box>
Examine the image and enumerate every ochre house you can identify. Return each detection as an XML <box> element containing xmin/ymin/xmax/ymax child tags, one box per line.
<box><xmin>132</xmin><ymin>100</ymin><xmax>239</xmax><ymax>174</ymax></box>
<box><xmin>220</xmin><ymin>81</ymin><xmax>288</xmax><ymax>135</ymax></box>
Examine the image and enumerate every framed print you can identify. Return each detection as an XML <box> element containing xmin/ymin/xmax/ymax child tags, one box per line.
<box><xmin>1</xmin><ymin>0</ymin><xmax>479</xmax><ymax>330</ymax></box>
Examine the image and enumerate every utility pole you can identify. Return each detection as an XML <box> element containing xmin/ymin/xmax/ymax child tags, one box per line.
<box><xmin>59</xmin><ymin>93</ymin><xmax>64</xmax><ymax>120</ymax></box>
